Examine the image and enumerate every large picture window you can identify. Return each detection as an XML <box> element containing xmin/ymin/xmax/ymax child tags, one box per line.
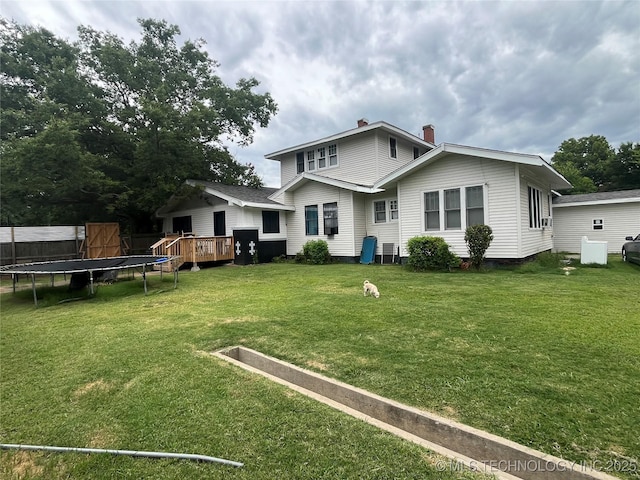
<box><xmin>323</xmin><ymin>202</ymin><xmax>339</xmax><ymax>235</ymax></box>
<box><xmin>305</xmin><ymin>205</ymin><xmax>318</xmax><ymax>235</ymax></box>
<box><xmin>262</xmin><ymin>211</ymin><xmax>280</xmax><ymax>234</ymax></box>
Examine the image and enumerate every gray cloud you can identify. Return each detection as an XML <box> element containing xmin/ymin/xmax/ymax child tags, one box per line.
<box><xmin>2</xmin><ymin>0</ymin><xmax>638</xmax><ymax>187</ymax></box>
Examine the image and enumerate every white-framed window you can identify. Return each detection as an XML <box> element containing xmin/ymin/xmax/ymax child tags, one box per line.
<box><xmin>296</xmin><ymin>152</ymin><xmax>305</xmax><ymax>174</ymax></box>
<box><xmin>317</xmin><ymin>147</ymin><xmax>326</xmax><ymax>169</ymax></box>
<box><xmin>528</xmin><ymin>186</ymin><xmax>543</xmax><ymax>229</ymax></box>
<box><xmin>389</xmin><ymin>199</ymin><xmax>398</xmax><ymax>220</ymax></box>
<box><xmin>424</xmin><ymin>185</ymin><xmax>486</xmax><ymax>231</ymax></box>
<box><xmin>593</xmin><ymin>219</ymin><xmax>604</xmax><ymax>230</ymax></box>
<box><xmin>307</xmin><ymin>150</ymin><xmax>315</xmax><ymax>171</ymax></box>
<box><xmin>444</xmin><ymin>188</ymin><xmax>461</xmax><ymax>230</ymax></box>
<box><xmin>305</xmin><ymin>205</ymin><xmax>318</xmax><ymax>235</ymax></box>
<box><xmin>424</xmin><ymin>191</ymin><xmax>440</xmax><ymax>230</ymax></box>
<box><xmin>329</xmin><ymin>144</ymin><xmax>338</xmax><ymax>166</ymax></box>
<box><xmin>323</xmin><ymin>202</ymin><xmax>339</xmax><ymax>235</ymax></box>
<box><xmin>373</xmin><ymin>199</ymin><xmax>399</xmax><ymax>223</ymax></box>
<box><xmin>389</xmin><ymin>137</ymin><xmax>397</xmax><ymax>159</ymax></box>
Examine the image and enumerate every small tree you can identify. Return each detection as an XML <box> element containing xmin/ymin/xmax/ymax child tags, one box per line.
<box><xmin>464</xmin><ymin>225</ymin><xmax>493</xmax><ymax>269</ymax></box>
<box><xmin>406</xmin><ymin>236</ymin><xmax>460</xmax><ymax>272</ymax></box>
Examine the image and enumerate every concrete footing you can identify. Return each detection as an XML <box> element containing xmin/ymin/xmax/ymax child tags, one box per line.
<box><xmin>214</xmin><ymin>346</ymin><xmax>615</xmax><ymax>480</ymax></box>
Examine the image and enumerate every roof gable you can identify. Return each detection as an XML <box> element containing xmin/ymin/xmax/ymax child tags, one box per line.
<box><xmin>264</xmin><ymin>121</ymin><xmax>435</xmax><ymax>160</ymax></box>
<box><xmin>270</xmin><ymin>172</ymin><xmax>384</xmax><ymax>199</ymax></box>
<box><xmin>375</xmin><ymin>143</ymin><xmax>572</xmax><ymax>190</ymax></box>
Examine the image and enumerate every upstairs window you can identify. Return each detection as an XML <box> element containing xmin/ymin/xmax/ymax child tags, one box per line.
<box><xmin>262</xmin><ymin>211</ymin><xmax>280</xmax><ymax>234</ymax></box>
<box><xmin>389</xmin><ymin>137</ymin><xmax>397</xmax><ymax>159</ymax></box>
<box><xmin>329</xmin><ymin>144</ymin><xmax>338</xmax><ymax>166</ymax></box>
<box><xmin>305</xmin><ymin>205</ymin><xmax>318</xmax><ymax>235</ymax></box>
<box><xmin>323</xmin><ymin>202</ymin><xmax>339</xmax><ymax>235</ymax></box>
<box><xmin>413</xmin><ymin>146</ymin><xmax>420</xmax><ymax>159</ymax></box>
<box><xmin>296</xmin><ymin>152</ymin><xmax>305</xmax><ymax>174</ymax></box>
<box><xmin>307</xmin><ymin>150</ymin><xmax>315</xmax><ymax>171</ymax></box>
<box><xmin>528</xmin><ymin>186</ymin><xmax>542</xmax><ymax>229</ymax></box>
<box><xmin>317</xmin><ymin>147</ymin><xmax>326</xmax><ymax>169</ymax></box>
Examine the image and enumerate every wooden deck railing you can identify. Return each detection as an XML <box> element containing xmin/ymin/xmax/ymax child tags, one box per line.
<box><xmin>151</xmin><ymin>234</ymin><xmax>235</xmax><ymax>270</ymax></box>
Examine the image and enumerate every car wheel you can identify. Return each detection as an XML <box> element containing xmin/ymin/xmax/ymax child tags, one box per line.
<box><xmin>622</xmin><ymin>247</ymin><xmax>627</xmax><ymax>262</ymax></box>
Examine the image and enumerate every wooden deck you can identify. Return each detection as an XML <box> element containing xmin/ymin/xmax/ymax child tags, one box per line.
<box><xmin>150</xmin><ymin>234</ymin><xmax>234</xmax><ymax>270</ymax></box>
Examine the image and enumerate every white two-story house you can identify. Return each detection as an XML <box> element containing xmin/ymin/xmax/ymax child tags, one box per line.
<box><xmin>156</xmin><ymin>119</ymin><xmax>571</xmax><ymax>263</ymax></box>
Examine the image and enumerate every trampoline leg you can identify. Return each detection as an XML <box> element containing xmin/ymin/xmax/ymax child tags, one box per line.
<box><xmin>12</xmin><ymin>274</ymin><xmax>16</xmax><ymax>294</ymax></box>
<box><xmin>89</xmin><ymin>271</ymin><xmax>94</xmax><ymax>295</ymax></box>
<box><xmin>50</xmin><ymin>273</ymin><xmax>54</xmax><ymax>287</ymax></box>
<box><xmin>173</xmin><ymin>268</ymin><xmax>178</xmax><ymax>289</ymax></box>
<box><xmin>143</xmin><ymin>264</ymin><xmax>147</xmax><ymax>295</ymax></box>
<box><xmin>31</xmin><ymin>274</ymin><xmax>37</xmax><ymax>307</ymax></box>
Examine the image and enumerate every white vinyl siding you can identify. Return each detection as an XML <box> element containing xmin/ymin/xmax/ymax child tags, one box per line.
<box><xmin>285</xmin><ymin>182</ymin><xmax>356</xmax><ymax>257</ymax></box>
<box><xmin>552</xmin><ymin>201</ymin><xmax>640</xmax><ymax>253</ymax></box>
<box><xmin>398</xmin><ymin>155</ymin><xmax>520</xmax><ymax>259</ymax></box>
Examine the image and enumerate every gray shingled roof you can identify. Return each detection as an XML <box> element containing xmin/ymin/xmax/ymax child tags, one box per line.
<box><xmin>191</xmin><ymin>180</ymin><xmax>280</xmax><ymax>205</ymax></box>
<box><xmin>553</xmin><ymin>189</ymin><xmax>640</xmax><ymax>204</ymax></box>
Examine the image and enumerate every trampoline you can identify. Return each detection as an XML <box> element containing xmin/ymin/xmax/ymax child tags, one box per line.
<box><xmin>0</xmin><ymin>255</ymin><xmax>178</xmax><ymax>306</ymax></box>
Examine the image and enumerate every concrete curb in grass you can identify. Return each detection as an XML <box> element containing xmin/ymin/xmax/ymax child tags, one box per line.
<box><xmin>213</xmin><ymin>346</ymin><xmax>616</xmax><ymax>480</ymax></box>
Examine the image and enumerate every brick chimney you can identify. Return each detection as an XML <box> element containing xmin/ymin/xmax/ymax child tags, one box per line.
<box><xmin>422</xmin><ymin>124</ymin><xmax>435</xmax><ymax>144</ymax></box>
<box><xmin>357</xmin><ymin>118</ymin><xmax>369</xmax><ymax>128</ymax></box>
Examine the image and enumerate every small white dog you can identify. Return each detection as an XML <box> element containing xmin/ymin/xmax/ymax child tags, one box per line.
<box><xmin>363</xmin><ymin>280</ymin><xmax>380</xmax><ymax>298</ymax></box>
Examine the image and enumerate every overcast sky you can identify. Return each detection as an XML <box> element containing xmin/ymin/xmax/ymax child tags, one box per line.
<box><xmin>2</xmin><ymin>0</ymin><xmax>639</xmax><ymax>187</ymax></box>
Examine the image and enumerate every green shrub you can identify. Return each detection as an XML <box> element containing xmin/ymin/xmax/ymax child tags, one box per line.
<box><xmin>406</xmin><ymin>236</ymin><xmax>460</xmax><ymax>271</ymax></box>
<box><xmin>297</xmin><ymin>240</ymin><xmax>331</xmax><ymax>264</ymax></box>
<box><xmin>464</xmin><ymin>224</ymin><xmax>494</xmax><ymax>269</ymax></box>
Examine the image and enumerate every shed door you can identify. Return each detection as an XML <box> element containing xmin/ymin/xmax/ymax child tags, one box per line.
<box><xmin>214</xmin><ymin>211</ymin><xmax>226</xmax><ymax>236</ymax></box>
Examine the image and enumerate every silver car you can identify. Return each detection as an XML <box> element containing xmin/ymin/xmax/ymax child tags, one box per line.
<box><xmin>622</xmin><ymin>234</ymin><xmax>640</xmax><ymax>265</ymax></box>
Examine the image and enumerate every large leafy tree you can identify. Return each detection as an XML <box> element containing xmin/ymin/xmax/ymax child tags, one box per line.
<box><xmin>1</xmin><ymin>18</ymin><xmax>277</xmax><ymax>231</ymax></box>
<box><xmin>551</xmin><ymin>135</ymin><xmax>639</xmax><ymax>193</ymax></box>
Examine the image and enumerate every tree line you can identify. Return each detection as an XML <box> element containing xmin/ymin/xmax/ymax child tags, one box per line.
<box><xmin>1</xmin><ymin>18</ymin><xmax>277</xmax><ymax>232</ymax></box>
<box><xmin>551</xmin><ymin>136</ymin><xmax>639</xmax><ymax>194</ymax></box>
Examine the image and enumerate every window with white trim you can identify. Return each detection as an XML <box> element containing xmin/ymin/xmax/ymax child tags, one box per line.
<box><xmin>323</xmin><ymin>202</ymin><xmax>338</xmax><ymax>235</ymax></box>
<box><xmin>444</xmin><ymin>188</ymin><xmax>461</xmax><ymax>230</ymax></box>
<box><xmin>329</xmin><ymin>144</ymin><xmax>338</xmax><ymax>166</ymax></box>
<box><xmin>466</xmin><ymin>185</ymin><xmax>484</xmax><ymax>227</ymax></box>
<box><xmin>296</xmin><ymin>152</ymin><xmax>304</xmax><ymax>174</ymax></box>
<box><xmin>389</xmin><ymin>137</ymin><xmax>397</xmax><ymax>159</ymax></box>
<box><xmin>593</xmin><ymin>219</ymin><xmax>604</xmax><ymax>230</ymax></box>
<box><xmin>424</xmin><ymin>185</ymin><xmax>485</xmax><ymax>231</ymax></box>
<box><xmin>305</xmin><ymin>205</ymin><xmax>318</xmax><ymax>235</ymax></box>
<box><xmin>373</xmin><ymin>199</ymin><xmax>399</xmax><ymax>223</ymax></box>
<box><xmin>528</xmin><ymin>186</ymin><xmax>543</xmax><ymax>229</ymax></box>
<box><xmin>424</xmin><ymin>191</ymin><xmax>440</xmax><ymax>230</ymax></box>
<box><xmin>317</xmin><ymin>147</ymin><xmax>326</xmax><ymax>169</ymax></box>
<box><xmin>307</xmin><ymin>150</ymin><xmax>316</xmax><ymax>171</ymax></box>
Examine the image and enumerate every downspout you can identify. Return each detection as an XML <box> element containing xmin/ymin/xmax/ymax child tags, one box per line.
<box><xmin>0</xmin><ymin>443</ymin><xmax>243</xmax><ymax>468</ymax></box>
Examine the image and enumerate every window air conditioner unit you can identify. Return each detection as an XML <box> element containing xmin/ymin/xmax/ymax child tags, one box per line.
<box><xmin>541</xmin><ymin>217</ymin><xmax>553</xmax><ymax>228</ymax></box>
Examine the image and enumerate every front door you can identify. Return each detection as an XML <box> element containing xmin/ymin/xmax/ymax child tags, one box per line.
<box><xmin>214</xmin><ymin>211</ymin><xmax>226</xmax><ymax>236</ymax></box>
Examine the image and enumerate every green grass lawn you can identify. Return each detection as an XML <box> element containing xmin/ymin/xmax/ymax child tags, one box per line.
<box><xmin>1</xmin><ymin>258</ymin><xmax>639</xmax><ymax>479</ymax></box>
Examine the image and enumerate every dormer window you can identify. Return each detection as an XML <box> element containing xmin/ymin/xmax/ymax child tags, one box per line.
<box><xmin>389</xmin><ymin>137</ymin><xmax>397</xmax><ymax>159</ymax></box>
